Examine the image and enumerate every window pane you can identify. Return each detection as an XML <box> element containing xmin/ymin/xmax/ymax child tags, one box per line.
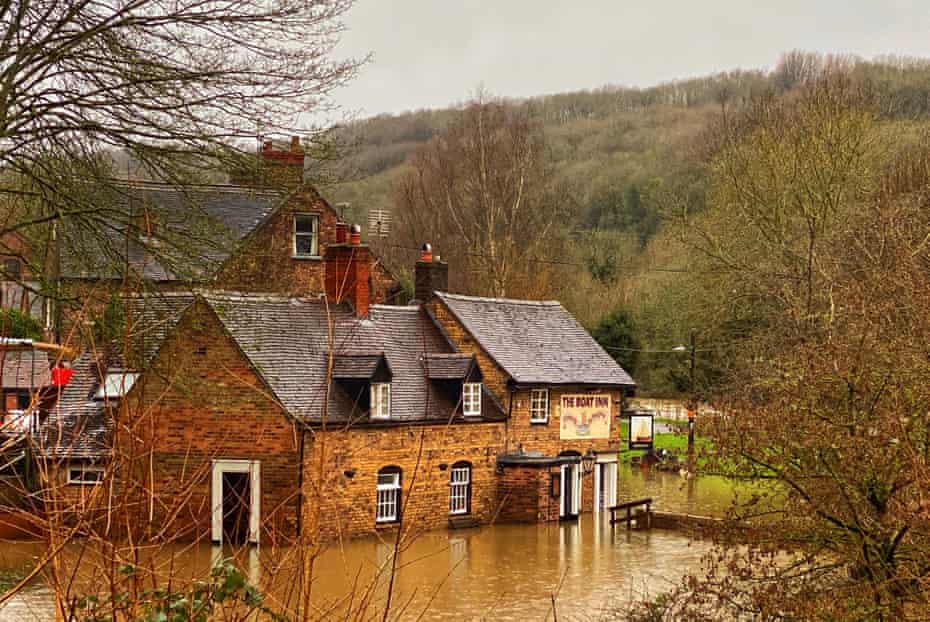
<box><xmin>95</xmin><ymin>372</ymin><xmax>140</xmax><ymax>400</ymax></box>
<box><xmin>295</xmin><ymin>215</ymin><xmax>317</xmax><ymax>233</ymax></box>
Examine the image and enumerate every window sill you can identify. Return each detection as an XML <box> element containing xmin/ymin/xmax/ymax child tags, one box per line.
<box><xmin>375</xmin><ymin>520</ymin><xmax>400</xmax><ymax>529</ymax></box>
<box><xmin>529</xmin><ymin>420</ymin><xmax>549</xmax><ymax>425</ymax></box>
<box><xmin>291</xmin><ymin>255</ymin><xmax>322</xmax><ymax>261</ymax></box>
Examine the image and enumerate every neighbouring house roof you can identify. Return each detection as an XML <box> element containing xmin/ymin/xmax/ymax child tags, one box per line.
<box><xmin>433</xmin><ymin>291</ymin><xmax>635</xmax><ymax>388</ymax></box>
<box><xmin>40</xmin><ymin>357</ymin><xmax>111</xmax><ymax>460</ymax></box>
<box><xmin>422</xmin><ymin>353</ymin><xmax>477</xmax><ymax>380</ymax></box>
<box><xmin>200</xmin><ymin>293</ymin><xmax>505</xmax><ymax>424</ymax></box>
<box><xmin>0</xmin><ymin>350</ymin><xmax>51</xmax><ymax>389</ymax></box>
<box><xmin>59</xmin><ymin>184</ymin><xmax>280</xmax><ymax>282</ymax></box>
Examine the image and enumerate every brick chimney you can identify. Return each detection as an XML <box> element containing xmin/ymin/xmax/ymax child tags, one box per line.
<box><xmin>414</xmin><ymin>243</ymin><xmax>448</xmax><ymax>303</ymax></box>
<box><xmin>229</xmin><ymin>135</ymin><xmax>305</xmax><ymax>186</ymax></box>
<box><xmin>324</xmin><ymin>224</ymin><xmax>371</xmax><ymax>318</ymax></box>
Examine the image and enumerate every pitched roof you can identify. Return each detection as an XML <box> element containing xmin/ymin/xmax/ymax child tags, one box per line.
<box><xmin>60</xmin><ymin>185</ymin><xmax>280</xmax><ymax>281</ymax></box>
<box><xmin>422</xmin><ymin>353</ymin><xmax>477</xmax><ymax>380</ymax></box>
<box><xmin>433</xmin><ymin>292</ymin><xmax>635</xmax><ymax>387</ymax></box>
<box><xmin>0</xmin><ymin>350</ymin><xmax>51</xmax><ymax>389</ymax></box>
<box><xmin>201</xmin><ymin>294</ymin><xmax>505</xmax><ymax>424</ymax></box>
<box><xmin>122</xmin><ymin>292</ymin><xmax>197</xmax><ymax>366</ymax></box>
<box><xmin>40</xmin><ymin>357</ymin><xmax>111</xmax><ymax>459</ymax></box>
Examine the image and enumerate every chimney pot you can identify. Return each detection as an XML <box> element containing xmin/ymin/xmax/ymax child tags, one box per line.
<box><xmin>262</xmin><ymin>140</ymin><xmax>273</xmax><ymax>152</ymax></box>
<box><xmin>415</xmin><ymin>242</ymin><xmax>447</xmax><ymax>303</ymax></box>
<box><xmin>349</xmin><ymin>224</ymin><xmax>361</xmax><ymax>245</ymax></box>
<box><xmin>290</xmin><ymin>136</ymin><xmax>301</xmax><ymax>152</ymax></box>
<box><xmin>335</xmin><ymin>221</ymin><xmax>348</xmax><ymax>244</ymax></box>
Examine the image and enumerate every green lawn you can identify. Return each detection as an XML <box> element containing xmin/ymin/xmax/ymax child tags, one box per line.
<box><xmin>617</xmin><ymin>419</ymin><xmax>712</xmax><ymax>464</ymax></box>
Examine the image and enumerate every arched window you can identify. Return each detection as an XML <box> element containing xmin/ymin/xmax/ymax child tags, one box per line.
<box><xmin>449</xmin><ymin>461</ymin><xmax>472</xmax><ymax>516</ymax></box>
<box><xmin>376</xmin><ymin>466</ymin><xmax>402</xmax><ymax>523</ymax></box>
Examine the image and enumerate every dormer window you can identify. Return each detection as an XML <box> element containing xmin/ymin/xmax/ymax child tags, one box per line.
<box><xmin>294</xmin><ymin>214</ymin><xmax>319</xmax><ymax>258</ymax></box>
<box><xmin>462</xmin><ymin>382</ymin><xmax>481</xmax><ymax>417</ymax></box>
<box><xmin>94</xmin><ymin>371</ymin><xmax>140</xmax><ymax>400</ymax></box>
<box><xmin>371</xmin><ymin>382</ymin><xmax>391</xmax><ymax>419</ymax></box>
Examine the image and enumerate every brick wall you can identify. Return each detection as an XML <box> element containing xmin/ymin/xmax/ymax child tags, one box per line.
<box><xmin>216</xmin><ymin>187</ymin><xmax>397</xmax><ymax>303</ymax></box>
<box><xmin>118</xmin><ymin>299</ymin><xmax>302</xmax><ymax>544</ymax></box>
<box><xmin>496</xmin><ymin>465</ymin><xmax>561</xmax><ymax>522</ymax></box>
<box><xmin>302</xmin><ymin>421</ymin><xmax>506</xmax><ymax>540</ymax></box>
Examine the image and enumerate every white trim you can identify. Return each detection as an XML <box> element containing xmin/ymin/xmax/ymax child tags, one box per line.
<box><xmin>67</xmin><ymin>464</ymin><xmax>104</xmax><ymax>485</ymax></box>
<box><xmin>559</xmin><ymin>463</ymin><xmax>581</xmax><ymax>518</ymax></box>
<box><xmin>211</xmin><ymin>459</ymin><xmax>260</xmax><ymax>545</ymax></box>
<box><xmin>463</xmin><ymin>382</ymin><xmax>482</xmax><ymax>416</ymax></box>
<box><xmin>376</xmin><ymin>469</ymin><xmax>401</xmax><ymax>523</ymax></box>
<box><xmin>594</xmin><ymin>461</ymin><xmax>618</xmax><ymax>513</ymax></box>
<box><xmin>292</xmin><ymin>213</ymin><xmax>320</xmax><ymax>258</ymax></box>
<box><xmin>370</xmin><ymin>382</ymin><xmax>391</xmax><ymax>419</ymax></box>
<box><xmin>529</xmin><ymin>388</ymin><xmax>549</xmax><ymax>423</ymax></box>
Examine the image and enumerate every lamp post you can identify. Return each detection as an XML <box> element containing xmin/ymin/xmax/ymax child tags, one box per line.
<box><xmin>673</xmin><ymin>331</ymin><xmax>697</xmax><ymax>470</ymax></box>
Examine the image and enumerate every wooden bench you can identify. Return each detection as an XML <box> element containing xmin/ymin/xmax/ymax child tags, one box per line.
<box><xmin>609</xmin><ymin>498</ymin><xmax>653</xmax><ymax>530</ymax></box>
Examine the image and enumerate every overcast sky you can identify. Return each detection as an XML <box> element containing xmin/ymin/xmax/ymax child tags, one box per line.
<box><xmin>332</xmin><ymin>0</ymin><xmax>930</xmax><ymax>117</ymax></box>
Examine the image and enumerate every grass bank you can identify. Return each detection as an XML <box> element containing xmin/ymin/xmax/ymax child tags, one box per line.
<box><xmin>617</xmin><ymin>419</ymin><xmax>712</xmax><ymax>465</ymax></box>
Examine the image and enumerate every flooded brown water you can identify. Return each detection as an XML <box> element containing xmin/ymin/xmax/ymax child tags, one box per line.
<box><xmin>0</xmin><ymin>467</ymin><xmax>737</xmax><ymax>621</ymax></box>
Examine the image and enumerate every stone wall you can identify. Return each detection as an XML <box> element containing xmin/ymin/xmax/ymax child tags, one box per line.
<box><xmin>302</xmin><ymin>421</ymin><xmax>506</xmax><ymax>540</ymax></box>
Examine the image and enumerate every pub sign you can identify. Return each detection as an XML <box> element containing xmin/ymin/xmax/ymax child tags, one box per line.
<box><xmin>559</xmin><ymin>394</ymin><xmax>611</xmax><ymax>440</ymax></box>
<box><xmin>628</xmin><ymin>412</ymin><xmax>654</xmax><ymax>450</ymax></box>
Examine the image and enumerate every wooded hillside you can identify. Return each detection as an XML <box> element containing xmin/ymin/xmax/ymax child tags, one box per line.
<box><xmin>326</xmin><ymin>52</ymin><xmax>930</xmax><ymax>394</ymax></box>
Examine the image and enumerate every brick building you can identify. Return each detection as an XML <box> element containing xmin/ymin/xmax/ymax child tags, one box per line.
<box><xmin>25</xmin><ymin>141</ymin><xmax>635</xmax><ymax>545</ymax></box>
<box><xmin>39</xmin><ymin>239</ymin><xmax>634</xmax><ymax>545</ymax></box>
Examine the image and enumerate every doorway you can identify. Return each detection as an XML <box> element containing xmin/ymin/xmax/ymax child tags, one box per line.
<box><xmin>222</xmin><ymin>472</ymin><xmax>250</xmax><ymax>545</ymax></box>
<box><xmin>211</xmin><ymin>459</ymin><xmax>260</xmax><ymax>545</ymax></box>
<box><xmin>594</xmin><ymin>459</ymin><xmax>618</xmax><ymax>513</ymax></box>
<box><xmin>559</xmin><ymin>463</ymin><xmax>580</xmax><ymax>520</ymax></box>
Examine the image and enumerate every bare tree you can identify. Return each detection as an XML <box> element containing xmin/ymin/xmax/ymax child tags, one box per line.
<box><xmin>0</xmin><ymin>0</ymin><xmax>362</xmax><ymax>302</ymax></box>
<box><xmin>394</xmin><ymin>96</ymin><xmax>563</xmax><ymax>298</ymax></box>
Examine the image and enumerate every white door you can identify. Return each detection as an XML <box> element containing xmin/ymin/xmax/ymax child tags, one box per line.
<box><xmin>211</xmin><ymin>459</ymin><xmax>261</xmax><ymax>545</ymax></box>
<box><xmin>594</xmin><ymin>460</ymin><xmax>618</xmax><ymax>512</ymax></box>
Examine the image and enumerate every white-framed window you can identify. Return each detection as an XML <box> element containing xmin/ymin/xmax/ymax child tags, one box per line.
<box><xmin>371</xmin><ymin>383</ymin><xmax>391</xmax><ymax>419</ymax></box>
<box><xmin>293</xmin><ymin>214</ymin><xmax>319</xmax><ymax>257</ymax></box>
<box><xmin>449</xmin><ymin>462</ymin><xmax>471</xmax><ymax>515</ymax></box>
<box><xmin>529</xmin><ymin>388</ymin><xmax>549</xmax><ymax>423</ymax></box>
<box><xmin>94</xmin><ymin>371</ymin><xmax>140</xmax><ymax>400</ymax></box>
<box><xmin>376</xmin><ymin>467</ymin><xmax>402</xmax><ymax>523</ymax></box>
<box><xmin>462</xmin><ymin>382</ymin><xmax>482</xmax><ymax>416</ymax></box>
<box><xmin>68</xmin><ymin>464</ymin><xmax>104</xmax><ymax>485</ymax></box>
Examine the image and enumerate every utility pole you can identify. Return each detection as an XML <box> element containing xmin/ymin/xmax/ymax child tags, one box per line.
<box><xmin>687</xmin><ymin>330</ymin><xmax>696</xmax><ymax>469</ymax></box>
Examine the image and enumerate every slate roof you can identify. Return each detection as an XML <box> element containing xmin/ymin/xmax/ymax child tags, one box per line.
<box><xmin>332</xmin><ymin>354</ymin><xmax>389</xmax><ymax>380</ymax></box>
<box><xmin>0</xmin><ymin>350</ymin><xmax>51</xmax><ymax>389</ymax></box>
<box><xmin>433</xmin><ymin>292</ymin><xmax>635</xmax><ymax>387</ymax></box>
<box><xmin>200</xmin><ymin>293</ymin><xmax>505</xmax><ymax>424</ymax></box>
<box><xmin>60</xmin><ymin>184</ymin><xmax>280</xmax><ymax>281</ymax></box>
<box><xmin>40</xmin><ymin>357</ymin><xmax>112</xmax><ymax>460</ymax></box>
<box><xmin>121</xmin><ymin>292</ymin><xmax>197</xmax><ymax>366</ymax></box>
<box><xmin>422</xmin><ymin>353</ymin><xmax>476</xmax><ymax>380</ymax></box>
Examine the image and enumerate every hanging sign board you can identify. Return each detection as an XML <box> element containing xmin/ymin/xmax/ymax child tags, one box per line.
<box><xmin>559</xmin><ymin>394</ymin><xmax>611</xmax><ymax>440</ymax></box>
<box><xmin>628</xmin><ymin>412</ymin><xmax>654</xmax><ymax>450</ymax></box>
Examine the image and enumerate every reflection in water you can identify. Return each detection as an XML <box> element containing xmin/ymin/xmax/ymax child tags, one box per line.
<box><xmin>1</xmin><ymin>468</ymin><xmax>728</xmax><ymax>621</ymax></box>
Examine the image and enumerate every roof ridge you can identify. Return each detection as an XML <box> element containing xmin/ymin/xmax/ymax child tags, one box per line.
<box><xmin>201</xmin><ymin>290</ymin><xmax>325</xmax><ymax>304</ymax></box>
<box><xmin>105</xmin><ymin>179</ymin><xmax>283</xmax><ymax>196</ymax></box>
<box><xmin>435</xmin><ymin>291</ymin><xmax>561</xmax><ymax>306</ymax></box>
